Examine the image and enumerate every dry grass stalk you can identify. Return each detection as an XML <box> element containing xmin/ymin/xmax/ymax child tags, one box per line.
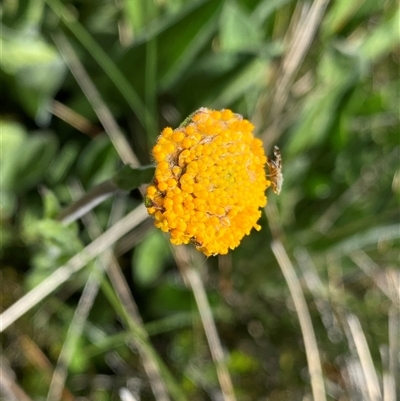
<box><xmin>271</xmin><ymin>240</ymin><xmax>327</xmax><ymax>401</ymax></box>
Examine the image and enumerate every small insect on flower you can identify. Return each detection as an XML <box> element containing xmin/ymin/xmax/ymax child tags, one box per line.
<box><xmin>267</xmin><ymin>146</ymin><xmax>283</xmax><ymax>195</ymax></box>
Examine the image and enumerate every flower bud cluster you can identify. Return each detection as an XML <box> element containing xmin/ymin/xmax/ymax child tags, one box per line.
<box><xmin>146</xmin><ymin>108</ymin><xmax>269</xmax><ymax>256</ymax></box>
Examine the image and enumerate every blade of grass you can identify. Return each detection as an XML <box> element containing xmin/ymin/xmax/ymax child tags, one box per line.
<box><xmin>58</xmin><ymin>164</ymin><xmax>155</xmax><ymax>224</ymax></box>
<box><xmin>49</xmin><ymin>100</ymin><xmax>100</xmax><ymax>137</ymax></box>
<box><xmin>145</xmin><ymin>37</ymin><xmax>158</xmax><ymax>143</ymax></box>
<box><xmin>172</xmin><ymin>245</ymin><xmax>237</xmax><ymax>401</ymax></box>
<box><xmin>295</xmin><ymin>247</ymin><xmax>341</xmax><ymax>339</ymax></box>
<box><xmin>330</xmin><ymin>224</ymin><xmax>400</xmax><ymax>256</ymax></box>
<box><xmin>119</xmin><ymin>387</ymin><xmax>138</xmax><ymax>401</ymax></box>
<box><xmin>58</xmin><ymin>179</ymin><xmax>117</xmax><ymax>224</ymax></box>
<box><xmin>0</xmin><ymin>357</ymin><xmax>33</xmax><ymax>401</ymax></box>
<box><xmin>349</xmin><ymin>250</ymin><xmax>399</xmax><ymax>304</ymax></box>
<box><xmin>52</xmin><ymin>32</ymin><xmax>140</xmax><ymax>167</ymax></box>
<box><xmin>46</xmin><ymin>188</ymin><xmax>125</xmax><ymax>401</ymax></box>
<box><xmin>45</xmin><ymin>0</ymin><xmax>156</xmax><ymax>134</ymax></box>
<box><xmin>261</xmin><ymin>0</ymin><xmax>330</xmax><ymax>148</ymax></box>
<box><xmin>99</xmin><ymin>270</ymin><xmax>186</xmax><ymax>401</ymax></box>
<box><xmin>346</xmin><ymin>314</ymin><xmax>382</xmax><ymax>401</ymax></box>
<box><xmin>388</xmin><ymin>306</ymin><xmax>400</xmax><ymax>398</ymax></box>
<box><xmin>0</xmin><ymin>203</ymin><xmax>148</xmax><ymax>332</ymax></box>
<box><xmin>271</xmin><ymin>240</ymin><xmax>327</xmax><ymax>401</ymax></box>
<box><xmin>380</xmin><ymin>344</ymin><xmax>396</xmax><ymax>401</ymax></box>
<box><xmin>314</xmin><ymin>148</ymin><xmax>399</xmax><ymax>234</ymax></box>
<box><xmin>46</xmin><ymin>262</ymin><xmax>106</xmax><ymax>401</ymax></box>
<box><xmin>344</xmin><ymin>358</ymin><xmax>369</xmax><ymax>399</ymax></box>
<box><xmin>68</xmin><ymin>183</ymin><xmax>172</xmax><ymax>401</ymax></box>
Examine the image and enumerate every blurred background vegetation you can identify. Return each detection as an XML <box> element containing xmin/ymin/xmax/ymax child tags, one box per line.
<box><xmin>1</xmin><ymin>0</ymin><xmax>399</xmax><ymax>400</ymax></box>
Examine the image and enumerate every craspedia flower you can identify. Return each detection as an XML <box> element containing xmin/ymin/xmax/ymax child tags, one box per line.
<box><xmin>145</xmin><ymin>108</ymin><xmax>270</xmax><ymax>256</ymax></box>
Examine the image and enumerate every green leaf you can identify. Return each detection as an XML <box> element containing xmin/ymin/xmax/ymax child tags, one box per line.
<box><xmin>47</xmin><ymin>141</ymin><xmax>80</xmax><ymax>185</ymax></box>
<box><xmin>251</xmin><ymin>0</ymin><xmax>295</xmax><ymax>26</ymax></box>
<box><xmin>42</xmin><ymin>189</ymin><xmax>61</xmax><ymax>219</ymax></box>
<box><xmin>45</xmin><ymin>0</ymin><xmax>151</xmax><ymax>131</ymax></box>
<box><xmin>132</xmin><ymin>229</ymin><xmax>171</xmax><ymax>287</ymax></box>
<box><xmin>322</xmin><ymin>0</ymin><xmax>364</xmax><ymax>37</ymax></box>
<box><xmin>219</xmin><ymin>1</ymin><xmax>262</xmax><ymax>53</ymax></box>
<box><xmin>112</xmin><ymin>164</ymin><xmax>155</xmax><ymax>191</ymax></box>
<box><xmin>360</xmin><ymin>6</ymin><xmax>400</xmax><ymax>61</ymax></box>
<box><xmin>124</xmin><ymin>0</ymin><xmax>159</xmax><ymax>33</ymax></box>
<box><xmin>0</xmin><ymin>120</ymin><xmax>27</xmax><ymax>190</ymax></box>
<box><xmin>209</xmin><ymin>58</ymin><xmax>266</xmax><ymax>107</ymax></box>
<box><xmin>2</xmin><ymin>0</ymin><xmax>45</xmax><ymax>29</ymax></box>
<box><xmin>77</xmin><ymin>134</ymin><xmax>119</xmax><ymax>188</ymax></box>
<box><xmin>3</xmin><ymin>129</ymin><xmax>59</xmax><ymax>193</ymax></box>
<box><xmin>228</xmin><ymin>350</ymin><xmax>259</xmax><ymax>374</ymax></box>
<box><xmin>118</xmin><ymin>0</ymin><xmax>223</xmax><ymax>92</ymax></box>
<box><xmin>287</xmin><ymin>45</ymin><xmax>362</xmax><ymax>155</ymax></box>
<box><xmin>158</xmin><ymin>0</ymin><xmax>223</xmax><ymax>90</ymax></box>
<box><xmin>0</xmin><ymin>29</ymin><xmax>66</xmax><ymax>123</ymax></box>
<box><xmin>22</xmin><ymin>216</ymin><xmax>83</xmax><ymax>288</ymax></box>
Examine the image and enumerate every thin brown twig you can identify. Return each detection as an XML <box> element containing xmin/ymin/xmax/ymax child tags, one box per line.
<box><xmin>49</xmin><ymin>100</ymin><xmax>101</xmax><ymax>137</ymax></box>
<box><xmin>52</xmin><ymin>32</ymin><xmax>140</xmax><ymax>167</ymax></box>
<box><xmin>172</xmin><ymin>245</ymin><xmax>237</xmax><ymax>401</ymax></box>
<box><xmin>271</xmin><ymin>240</ymin><xmax>327</xmax><ymax>401</ymax></box>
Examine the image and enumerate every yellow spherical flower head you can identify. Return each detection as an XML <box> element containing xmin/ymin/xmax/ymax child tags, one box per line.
<box><xmin>145</xmin><ymin>108</ymin><xmax>269</xmax><ymax>256</ymax></box>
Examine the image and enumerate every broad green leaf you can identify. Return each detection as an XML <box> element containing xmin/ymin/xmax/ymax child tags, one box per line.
<box><xmin>132</xmin><ymin>229</ymin><xmax>171</xmax><ymax>287</ymax></box>
<box><xmin>118</xmin><ymin>0</ymin><xmax>223</xmax><ymax>92</ymax></box>
<box><xmin>2</xmin><ymin>0</ymin><xmax>45</xmax><ymax>28</ymax></box>
<box><xmin>360</xmin><ymin>7</ymin><xmax>400</xmax><ymax>60</ymax></box>
<box><xmin>287</xmin><ymin>45</ymin><xmax>362</xmax><ymax>155</ymax></box>
<box><xmin>0</xmin><ymin>191</ymin><xmax>17</xmax><ymax>221</ymax></box>
<box><xmin>124</xmin><ymin>0</ymin><xmax>159</xmax><ymax>33</ymax></box>
<box><xmin>251</xmin><ymin>0</ymin><xmax>295</xmax><ymax>26</ymax></box>
<box><xmin>45</xmin><ymin>0</ymin><xmax>151</xmax><ymax>130</ymax></box>
<box><xmin>0</xmin><ymin>29</ymin><xmax>66</xmax><ymax>123</ymax></box>
<box><xmin>47</xmin><ymin>141</ymin><xmax>80</xmax><ymax>185</ymax></box>
<box><xmin>219</xmin><ymin>1</ymin><xmax>262</xmax><ymax>53</ymax></box>
<box><xmin>157</xmin><ymin>0</ymin><xmax>223</xmax><ymax>90</ymax></box>
<box><xmin>77</xmin><ymin>134</ymin><xmax>119</xmax><ymax>188</ymax></box>
<box><xmin>0</xmin><ymin>120</ymin><xmax>27</xmax><ymax>190</ymax></box>
<box><xmin>209</xmin><ymin>58</ymin><xmax>266</xmax><ymax>107</ymax></box>
<box><xmin>322</xmin><ymin>0</ymin><xmax>365</xmax><ymax>37</ymax></box>
<box><xmin>42</xmin><ymin>189</ymin><xmax>61</xmax><ymax>219</ymax></box>
<box><xmin>3</xmin><ymin>130</ymin><xmax>59</xmax><ymax>192</ymax></box>
<box><xmin>23</xmin><ymin>216</ymin><xmax>83</xmax><ymax>288</ymax></box>
<box><xmin>149</xmin><ymin>280</ymin><xmax>194</xmax><ymax>315</ymax></box>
